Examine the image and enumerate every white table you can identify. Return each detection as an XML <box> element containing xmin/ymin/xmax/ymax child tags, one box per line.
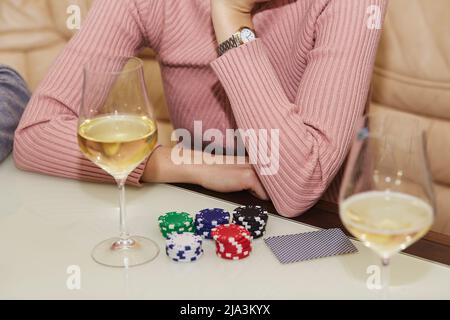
<box><xmin>0</xmin><ymin>157</ymin><xmax>449</xmax><ymax>299</ymax></box>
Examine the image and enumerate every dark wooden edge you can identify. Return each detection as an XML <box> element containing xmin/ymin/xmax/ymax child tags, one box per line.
<box><xmin>173</xmin><ymin>183</ymin><xmax>450</xmax><ymax>266</ymax></box>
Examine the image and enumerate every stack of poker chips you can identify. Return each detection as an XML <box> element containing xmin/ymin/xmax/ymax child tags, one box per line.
<box><xmin>158</xmin><ymin>212</ymin><xmax>194</xmax><ymax>239</ymax></box>
<box><xmin>165</xmin><ymin>232</ymin><xmax>204</xmax><ymax>263</ymax></box>
<box><xmin>194</xmin><ymin>208</ymin><xmax>230</xmax><ymax>239</ymax></box>
<box><xmin>232</xmin><ymin>205</ymin><xmax>269</xmax><ymax>239</ymax></box>
<box><xmin>211</xmin><ymin>224</ymin><xmax>253</xmax><ymax>260</ymax></box>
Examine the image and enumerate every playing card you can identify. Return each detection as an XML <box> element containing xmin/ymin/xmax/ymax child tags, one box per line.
<box><xmin>264</xmin><ymin>228</ymin><xmax>358</xmax><ymax>264</ymax></box>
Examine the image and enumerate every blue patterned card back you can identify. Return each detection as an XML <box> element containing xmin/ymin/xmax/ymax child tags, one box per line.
<box><xmin>264</xmin><ymin>228</ymin><xmax>358</xmax><ymax>264</ymax></box>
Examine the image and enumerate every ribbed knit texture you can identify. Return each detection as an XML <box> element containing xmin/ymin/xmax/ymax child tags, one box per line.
<box><xmin>14</xmin><ymin>0</ymin><xmax>387</xmax><ymax>216</ymax></box>
<box><xmin>0</xmin><ymin>65</ymin><xmax>30</xmax><ymax>162</ymax></box>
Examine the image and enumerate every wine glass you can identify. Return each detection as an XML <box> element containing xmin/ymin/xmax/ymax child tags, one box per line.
<box><xmin>77</xmin><ymin>56</ymin><xmax>160</xmax><ymax>268</ymax></box>
<box><xmin>339</xmin><ymin>112</ymin><xmax>435</xmax><ymax>296</ymax></box>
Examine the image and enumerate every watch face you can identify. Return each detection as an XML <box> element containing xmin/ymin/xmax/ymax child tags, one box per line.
<box><xmin>240</xmin><ymin>28</ymin><xmax>256</xmax><ymax>43</ymax></box>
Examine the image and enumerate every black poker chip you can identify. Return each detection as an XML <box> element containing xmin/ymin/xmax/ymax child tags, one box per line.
<box><xmin>233</xmin><ymin>205</ymin><xmax>268</xmax><ymax>222</ymax></box>
<box><xmin>251</xmin><ymin>231</ymin><xmax>266</xmax><ymax>239</ymax></box>
<box><xmin>232</xmin><ymin>205</ymin><xmax>269</xmax><ymax>238</ymax></box>
<box><xmin>238</xmin><ymin>222</ymin><xmax>265</xmax><ymax>231</ymax></box>
<box><xmin>240</xmin><ymin>219</ymin><xmax>266</xmax><ymax>227</ymax></box>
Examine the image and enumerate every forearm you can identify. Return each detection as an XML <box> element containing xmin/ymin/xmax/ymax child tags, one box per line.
<box><xmin>210</xmin><ymin>0</ymin><xmax>387</xmax><ymax>216</ymax></box>
<box><xmin>142</xmin><ymin>146</ymin><xmax>244</xmax><ymax>184</ymax></box>
<box><xmin>14</xmin><ymin>107</ymin><xmax>146</xmax><ymax>186</ymax></box>
<box><xmin>142</xmin><ymin>146</ymin><xmax>201</xmax><ymax>184</ymax></box>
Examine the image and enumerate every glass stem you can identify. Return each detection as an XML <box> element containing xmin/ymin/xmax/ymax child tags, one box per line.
<box><xmin>381</xmin><ymin>257</ymin><xmax>390</xmax><ymax>300</ymax></box>
<box><xmin>117</xmin><ymin>179</ymin><xmax>129</xmax><ymax>240</ymax></box>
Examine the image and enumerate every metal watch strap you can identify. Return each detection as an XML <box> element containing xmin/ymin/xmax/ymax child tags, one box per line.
<box><xmin>218</xmin><ymin>33</ymin><xmax>241</xmax><ymax>56</ymax></box>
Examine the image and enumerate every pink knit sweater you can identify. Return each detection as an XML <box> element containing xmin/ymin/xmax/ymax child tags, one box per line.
<box><xmin>14</xmin><ymin>0</ymin><xmax>387</xmax><ymax>216</ymax></box>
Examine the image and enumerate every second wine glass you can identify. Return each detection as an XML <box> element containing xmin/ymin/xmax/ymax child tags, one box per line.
<box><xmin>339</xmin><ymin>112</ymin><xmax>435</xmax><ymax>296</ymax></box>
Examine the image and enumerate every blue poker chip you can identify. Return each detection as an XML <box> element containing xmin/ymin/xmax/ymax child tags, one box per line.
<box><xmin>195</xmin><ymin>208</ymin><xmax>230</xmax><ymax>225</ymax></box>
<box><xmin>194</xmin><ymin>228</ymin><xmax>213</xmax><ymax>239</ymax></box>
<box><xmin>194</xmin><ymin>208</ymin><xmax>230</xmax><ymax>240</ymax></box>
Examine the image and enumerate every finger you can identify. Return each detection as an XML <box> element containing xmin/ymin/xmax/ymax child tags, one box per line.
<box><xmin>251</xmin><ymin>182</ymin><xmax>270</xmax><ymax>200</ymax></box>
<box><xmin>249</xmin><ymin>189</ymin><xmax>268</xmax><ymax>201</ymax></box>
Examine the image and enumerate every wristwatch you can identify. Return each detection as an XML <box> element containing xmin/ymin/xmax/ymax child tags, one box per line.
<box><xmin>218</xmin><ymin>27</ymin><xmax>257</xmax><ymax>56</ymax></box>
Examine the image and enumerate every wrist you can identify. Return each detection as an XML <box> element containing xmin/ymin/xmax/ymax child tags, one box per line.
<box><xmin>211</xmin><ymin>2</ymin><xmax>254</xmax><ymax>44</ymax></box>
<box><xmin>141</xmin><ymin>146</ymin><xmax>205</xmax><ymax>186</ymax></box>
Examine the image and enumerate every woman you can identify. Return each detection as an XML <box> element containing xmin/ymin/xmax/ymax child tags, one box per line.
<box><xmin>14</xmin><ymin>0</ymin><xmax>387</xmax><ymax>217</ymax></box>
<box><xmin>0</xmin><ymin>65</ymin><xmax>30</xmax><ymax>162</ymax></box>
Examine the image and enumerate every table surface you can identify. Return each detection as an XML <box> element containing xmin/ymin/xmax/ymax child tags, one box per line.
<box><xmin>0</xmin><ymin>157</ymin><xmax>449</xmax><ymax>300</ymax></box>
<box><xmin>178</xmin><ymin>185</ymin><xmax>450</xmax><ymax>266</ymax></box>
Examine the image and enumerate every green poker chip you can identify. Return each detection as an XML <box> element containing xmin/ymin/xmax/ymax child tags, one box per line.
<box><xmin>158</xmin><ymin>212</ymin><xmax>194</xmax><ymax>239</ymax></box>
<box><xmin>161</xmin><ymin>226</ymin><xmax>195</xmax><ymax>239</ymax></box>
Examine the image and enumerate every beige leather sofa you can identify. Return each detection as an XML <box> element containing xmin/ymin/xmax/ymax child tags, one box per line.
<box><xmin>1</xmin><ymin>0</ymin><xmax>449</xmax><ymax>237</ymax></box>
<box><xmin>0</xmin><ymin>0</ymin><xmax>173</xmax><ymax>146</ymax></box>
<box><xmin>371</xmin><ymin>0</ymin><xmax>450</xmax><ymax>237</ymax></box>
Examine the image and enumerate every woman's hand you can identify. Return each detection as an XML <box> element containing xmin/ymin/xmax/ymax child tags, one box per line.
<box><xmin>211</xmin><ymin>0</ymin><xmax>270</xmax><ymax>43</ymax></box>
<box><xmin>142</xmin><ymin>146</ymin><xmax>269</xmax><ymax>200</ymax></box>
<box><xmin>196</xmin><ymin>161</ymin><xmax>269</xmax><ymax>200</ymax></box>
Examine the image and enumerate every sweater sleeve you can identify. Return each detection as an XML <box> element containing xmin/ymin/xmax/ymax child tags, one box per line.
<box><xmin>0</xmin><ymin>66</ymin><xmax>30</xmax><ymax>162</ymax></box>
<box><xmin>14</xmin><ymin>0</ymin><xmax>165</xmax><ymax>185</ymax></box>
<box><xmin>210</xmin><ymin>0</ymin><xmax>387</xmax><ymax>217</ymax></box>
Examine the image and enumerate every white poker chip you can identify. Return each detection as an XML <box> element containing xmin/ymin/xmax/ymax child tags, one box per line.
<box><xmin>166</xmin><ymin>232</ymin><xmax>202</xmax><ymax>250</ymax></box>
<box><xmin>169</xmin><ymin>250</ymin><xmax>204</xmax><ymax>263</ymax></box>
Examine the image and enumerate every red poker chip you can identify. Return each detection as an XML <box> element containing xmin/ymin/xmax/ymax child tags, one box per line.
<box><xmin>216</xmin><ymin>244</ymin><xmax>252</xmax><ymax>253</ymax></box>
<box><xmin>216</xmin><ymin>238</ymin><xmax>251</xmax><ymax>246</ymax></box>
<box><xmin>217</xmin><ymin>248</ymin><xmax>251</xmax><ymax>255</ymax></box>
<box><xmin>211</xmin><ymin>224</ymin><xmax>252</xmax><ymax>243</ymax></box>
<box><xmin>216</xmin><ymin>248</ymin><xmax>252</xmax><ymax>260</ymax></box>
<box><xmin>216</xmin><ymin>239</ymin><xmax>251</xmax><ymax>250</ymax></box>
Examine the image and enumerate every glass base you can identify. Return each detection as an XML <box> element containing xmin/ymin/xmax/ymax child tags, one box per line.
<box><xmin>92</xmin><ymin>236</ymin><xmax>160</xmax><ymax>268</ymax></box>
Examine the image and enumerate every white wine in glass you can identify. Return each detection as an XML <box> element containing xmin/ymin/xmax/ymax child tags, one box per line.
<box><xmin>341</xmin><ymin>191</ymin><xmax>433</xmax><ymax>259</ymax></box>
<box><xmin>78</xmin><ymin>115</ymin><xmax>157</xmax><ymax>179</ymax></box>
<box><xmin>339</xmin><ymin>113</ymin><xmax>435</xmax><ymax>296</ymax></box>
<box><xmin>78</xmin><ymin>56</ymin><xmax>160</xmax><ymax>268</ymax></box>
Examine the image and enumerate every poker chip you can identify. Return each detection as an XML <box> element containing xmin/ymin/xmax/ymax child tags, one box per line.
<box><xmin>211</xmin><ymin>224</ymin><xmax>252</xmax><ymax>242</ymax></box>
<box><xmin>216</xmin><ymin>237</ymin><xmax>251</xmax><ymax>248</ymax></box>
<box><xmin>216</xmin><ymin>248</ymin><xmax>252</xmax><ymax>260</ymax></box>
<box><xmin>165</xmin><ymin>232</ymin><xmax>203</xmax><ymax>263</ymax></box>
<box><xmin>216</xmin><ymin>242</ymin><xmax>251</xmax><ymax>254</ymax></box>
<box><xmin>171</xmin><ymin>251</ymin><xmax>204</xmax><ymax>263</ymax></box>
<box><xmin>158</xmin><ymin>212</ymin><xmax>194</xmax><ymax>239</ymax></box>
<box><xmin>233</xmin><ymin>205</ymin><xmax>268</xmax><ymax>222</ymax></box>
<box><xmin>166</xmin><ymin>232</ymin><xmax>202</xmax><ymax>250</ymax></box>
<box><xmin>157</xmin><ymin>206</ymin><xmax>265</xmax><ymax>262</ymax></box>
<box><xmin>194</xmin><ymin>208</ymin><xmax>230</xmax><ymax>239</ymax></box>
<box><xmin>232</xmin><ymin>205</ymin><xmax>269</xmax><ymax>239</ymax></box>
<box><xmin>212</xmin><ymin>224</ymin><xmax>253</xmax><ymax>261</ymax></box>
